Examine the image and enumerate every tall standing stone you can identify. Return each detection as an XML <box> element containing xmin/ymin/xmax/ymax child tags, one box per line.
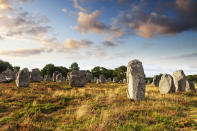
<box><xmin>159</xmin><ymin>74</ymin><xmax>175</xmax><ymax>94</ymax></box>
<box><xmin>16</xmin><ymin>68</ymin><xmax>30</xmax><ymax>87</ymax></box>
<box><xmin>30</xmin><ymin>68</ymin><xmax>41</xmax><ymax>82</ymax></box>
<box><xmin>127</xmin><ymin>59</ymin><xmax>146</xmax><ymax>100</ymax></box>
<box><xmin>52</xmin><ymin>71</ymin><xmax>59</xmax><ymax>82</ymax></box>
<box><xmin>56</xmin><ymin>73</ymin><xmax>63</xmax><ymax>82</ymax></box>
<box><xmin>186</xmin><ymin>80</ymin><xmax>195</xmax><ymax>91</ymax></box>
<box><xmin>173</xmin><ymin>70</ymin><xmax>186</xmax><ymax>92</ymax></box>
<box><xmin>152</xmin><ymin>75</ymin><xmax>161</xmax><ymax>87</ymax></box>
<box><xmin>99</xmin><ymin>75</ymin><xmax>106</xmax><ymax>83</ymax></box>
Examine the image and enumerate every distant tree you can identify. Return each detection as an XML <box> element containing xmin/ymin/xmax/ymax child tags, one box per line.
<box><xmin>0</xmin><ymin>60</ymin><xmax>13</xmax><ymax>73</ymax></box>
<box><xmin>13</xmin><ymin>66</ymin><xmax>20</xmax><ymax>72</ymax></box>
<box><xmin>187</xmin><ymin>75</ymin><xmax>197</xmax><ymax>83</ymax></box>
<box><xmin>55</xmin><ymin>66</ymin><xmax>69</xmax><ymax>77</ymax></box>
<box><xmin>41</xmin><ymin>64</ymin><xmax>56</xmax><ymax>77</ymax></box>
<box><xmin>69</xmin><ymin>62</ymin><xmax>80</xmax><ymax>71</ymax></box>
<box><xmin>114</xmin><ymin>65</ymin><xmax>127</xmax><ymax>80</ymax></box>
<box><xmin>91</xmin><ymin>66</ymin><xmax>102</xmax><ymax>78</ymax></box>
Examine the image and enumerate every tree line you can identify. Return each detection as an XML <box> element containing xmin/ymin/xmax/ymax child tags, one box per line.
<box><xmin>1</xmin><ymin>59</ymin><xmax>197</xmax><ymax>83</ymax></box>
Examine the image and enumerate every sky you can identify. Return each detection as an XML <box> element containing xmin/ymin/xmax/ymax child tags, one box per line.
<box><xmin>0</xmin><ymin>0</ymin><xmax>197</xmax><ymax>77</ymax></box>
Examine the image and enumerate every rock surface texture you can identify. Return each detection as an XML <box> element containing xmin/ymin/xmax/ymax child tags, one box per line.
<box><xmin>173</xmin><ymin>70</ymin><xmax>186</xmax><ymax>92</ymax></box>
<box><xmin>16</xmin><ymin>68</ymin><xmax>30</xmax><ymax>87</ymax></box>
<box><xmin>69</xmin><ymin>70</ymin><xmax>87</xmax><ymax>87</ymax></box>
<box><xmin>127</xmin><ymin>59</ymin><xmax>146</xmax><ymax>100</ymax></box>
<box><xmin>159</xmin><ymin>74</ymin><xmax>175</xmax><ymax>94</ymax></box>
<box><xmin>30</xmin><ymin>68</ymin><xmax>41</xmax><ymax>82</ymax></box>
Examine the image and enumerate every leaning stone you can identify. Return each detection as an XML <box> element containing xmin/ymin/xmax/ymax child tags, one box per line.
<box><xmin>186</xmin><ymin>80</ymin><xmax>195</xmax><ymax>91</ymax></box>
<box><xmin>159</xmin><ymin>74</ymin><xmax>175</xmax><ymax>94</ymax></box>
<box><xmin>16</xmin><ymin>68</ymin><xmax>30</xmax><ymax>87</ymax></box>
<box><xmin>127</xmin><ymin>59</ymin><xmax>146</xmax><ymax>100</ymax></box>
<box><xmin>173</xmin><ymin>70</ymin><xmax>186</xmax><ymax>92</ymax></box>
<box><xmin>30</xmin><ymin>68</ymin><xmax>41</xmax><ymax>82</ymax></box>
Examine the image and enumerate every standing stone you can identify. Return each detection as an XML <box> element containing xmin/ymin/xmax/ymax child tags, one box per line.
<box><xmin>159</xmin><ymin>74</ymin><xmax>175</xmax><ymax>94</ymax></box>
<box><xmin>52</xmin><ymin>71</ymin><xmax>60</xmax><ymax>82</ymax></box>
<box><xmin>69</xmin><ymin>70</ymin><xmax>87</xmax><ymax>87</ymax></box>
<box><xmin>152</xmin><ymin>75</ymin><xmax>161</xmax><ymax>87</ymax></box>
<box><xmin>127</xmin><ymin>59</ymin><xmax>146</xmax><ymax>100</ymax></box>
<box><xmin>16</xmin><ymin>68</ymin><xmax>30</xmax><ymax>87</ymax></box>
<box><xmin>99</xmin><ymin>75</ymin><xmax>106</xmax><ymax>83</ymax></box>
<box><xmin>30</xmin><ymin>68</ymin><xmax>41</xmax><ymax>82</ymax></box>
<box><xmin>0</xmin><ymin>68</ymin><xmax>16</xmax><ymax>83</ymax></box>
<box><xmin>56</xmin><ymin>73</ymin><xmax>63</xmax><ymax>82</ymax></box>
<box><xmin>173</xmin><ymin>70</ymin><xmax>186</xmax><ymax>92</ymax></box>
<box><xmin>119</xmin><ymin>80</ymin><xmax>123</xmax><ymax>83</ymax></box>
<box><xmin>113</xmin><ymin>77</ymin><xmax>118</xmax><ymax>83</ymax></box>
<box><xmin>86</xmin><ymin>72</ymin><xmax>93</xmax><ymax>83</ymax></box>
<box><xmin>186</xmin><ymin>80</ymin><xmax>195</xmax><ymax>91</ymax></box>
<box><xmin>96</xmin><ymin>79</ymin><xmax>101</xmax><ymax>84</ymax></box>
<box><xmin>107</xmin><ymin>78</ymin><xmax>112</xmax><ymax>82</ymax></box>
<box><xmin>123</xmin><ymin>78</ymin><xmax>127</xmax><ymax>84</ymax></box>
<box><xmin>44</xmin><ymin>75</ymin><xmax>51</xmax><ymax>81</ymax></box>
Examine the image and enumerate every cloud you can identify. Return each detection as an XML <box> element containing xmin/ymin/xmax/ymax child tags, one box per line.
<box><xmin>61</xmin><ymin>8</ymin><xmax>67</xmax><ymax>13</ymax></box>
<box><xmin>73</xmin><ymin>0</ymin><xmax>87</xmax><ymax>12</ymax></box>
<box><xmin>103</xmin><ymin>41</ymin><xmax>117</xmax><ymax>47</ymax></box>
<box><xmin>168</xmin><ymin>52</ymin><xmax>197</xmax><ymax>59</ymax></box>
<box><xmin>117</xmin><ymin>0</ymin><xmax>197</xmax><ymax>38</ymax></box>
<box><xmin>64</xmin><ymin>38</ymin><xmax>93</xmax><ymax>49</ymax></box>
<box><xmin>0</xmin><ymin>48</ymin><xmax>49</xmax><ymax>57</ymax></box>
<box><xmin>0</xmin><ymin>0</ymin><xmax>11</xmax><ymax>9</ymax></box>
<box><xmin>75</xmin><ymin>11</ymin><xmax>109</xmax><ymax>34</ymax></box>
<box><xmin>75</xmin><ymin>10</ymin><xmax>123</xmax><ymax>39</ymax></box>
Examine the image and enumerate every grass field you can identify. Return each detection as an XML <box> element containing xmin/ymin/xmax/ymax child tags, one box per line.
<box><xmin>0</xmin><ymin>82</ymin><xmax>197</xmax><ymax>131</ymax></box>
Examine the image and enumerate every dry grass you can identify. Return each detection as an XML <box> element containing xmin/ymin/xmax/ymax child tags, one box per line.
<box><xmin>0</xmin><ymin>81</ymin><xmax>197</xmax><ymax>131</ymax></box>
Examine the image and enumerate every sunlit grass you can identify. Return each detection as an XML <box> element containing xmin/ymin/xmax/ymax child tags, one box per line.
<box><xmin>0</xmin><ymin>82</ymin><xmax>197</xmax><ymax>130</ymax></box>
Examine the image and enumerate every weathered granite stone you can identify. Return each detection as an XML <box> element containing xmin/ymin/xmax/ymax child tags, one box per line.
<box><xmin>56</xmin><ymin>73</ymin><xmax>63</xmax><ymax>82</ymax></box>
<box><xmin>86</xmin><ymin>72</ymin><xmax>93</xmax><ymax>83</ymax></box>
<box><xmin>173</xmin><ymin>70</ymin><xmax>186</xmax><ymax>92</ymax></box>
<box><xmin>52</xmin><ymin>71</ymin><xmax>60</xmax><ymax>82</ymax></box>
<box><xmin>44</xmin><ymin>75</ymin><xmax>51</xmax><ymax>81</ymax></box>
<box><xmin>113</xmin><ymin>77</ymin><xmax>118</xmax><ymax>83</ymax></box>
<box><xmin>69</xmin><ymin>70</ymin><xmax>87</xmax><ymax>87</ymax></box>
<box><xmin>152</xmin><ymin>75</ymin><xmax>161</xmax><ymax>87</ymax></box>
<box><xmin>99</xmin><ymin>75</ymin><xmax>106</xmax><ymax>83</ymax></box>
<box><xmin>30</xmin><ymin>68</ymin><xmax>41</xmax><ymax>82</ymax></box>
<box><xmin>186</xmin><ymin>80</ymin><xmax>195</xmax><ymax>91</ymax></box>
<box><xmin>0</xmin><ymin>68</ymin><xmax>16</xmax><ymax>83</ymax></box>
<box><xmin>16</xmin><ymin>68</ymin><xmax>30</xmax><ymax>87</ymax></box>
<box><xmin>127</xmin><ymin>59</ymin><xmax>146</xmax><ymax>100</ymax></box>
<box><xmin>159</xmin><ymin>74</ymin><xmax>175</xmax><ymax>94</ymax></box>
